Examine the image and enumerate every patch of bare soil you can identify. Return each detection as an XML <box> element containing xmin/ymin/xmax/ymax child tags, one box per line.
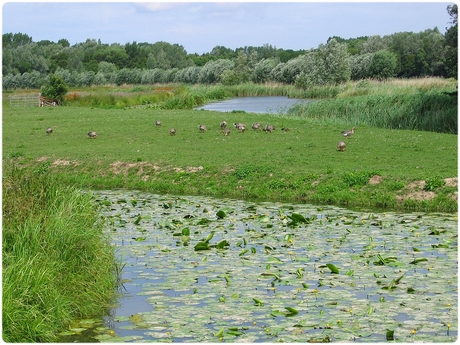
<box><xmin>52</xmin><ymin>159</ymin><xmax>80</xmax><ymax>167</ymax></box>
<box><xmin>397</xmin><ymin>177</ymin><xmax>458</xmax><ymax>202</ymax></box>
<box><xmin>369</xmin><ymin>175</ymin><xmax>383</xmax><ymax>185</ymax></box>
<box><xmin>110</xmin><ymin>161</ymin><xmax>161</xmax><ymax>177</ymax></box>
<box><xmin>444</xmin><ymin>177</ymin><xmax>458</xmax><ymax>187</ymax></box>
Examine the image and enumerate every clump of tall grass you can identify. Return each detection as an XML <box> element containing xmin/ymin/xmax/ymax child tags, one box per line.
<box><xmin>289</xmin><ymin>90</ymin><xmax>457</xmax><ymax>133</ymax></box>
<box><xmin>2</xmin><ymin>163</ymin><xmax>118</xmax><ymax>342</ymax></box>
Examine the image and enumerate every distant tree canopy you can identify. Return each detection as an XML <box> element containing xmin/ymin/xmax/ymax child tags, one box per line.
<box><xmin>2</xmin><ymin>5</ymin><xmax>457</xmax><ymax>89</ymax></box>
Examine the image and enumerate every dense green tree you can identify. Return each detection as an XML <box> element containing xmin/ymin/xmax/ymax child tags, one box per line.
<box><xmin>368</xmin><ymin>50</ymin><xmax>397</xmax><ymax>80</ymax></box>
<box><xmin>252</xmin><ymin>58</ymin><xmax>277</xmax><ymax>83</ymax></box>
<box><xmin>198</xmin><ymin>59</ymin><xmax>234</xmax><ymax>83</ymax></box>
<box><xmin>40</xmin><ymin>74</ymin><xmax>68</xmax><ymax>101</ymax></box>
<box><xmin>444</xmin><ymin>4</ymin><xmax>458</xmax><ymax>78</ymax></box>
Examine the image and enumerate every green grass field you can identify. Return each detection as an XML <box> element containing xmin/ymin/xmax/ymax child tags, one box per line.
<box><xmin>3</xmin><ymin>104</ymin><xmax>457</xmax><ymax>212</ymax></box>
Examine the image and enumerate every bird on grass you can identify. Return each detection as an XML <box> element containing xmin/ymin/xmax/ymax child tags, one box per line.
<box><xmin>264</xmin><ymin>124</ymin><xmax>275</xmax><ymax>133</ymax></box>
<box><xmin>222</xmin><ymin>128</ymin><xmax>231</xmax><ymax>136</ymax></box>
<box><xmin>337</xmin><ymin>141</ymin><xmax>346</xmax><ymax>152</ymax></box>
<box><xmin>170</xmin><ymin>128</ymin><xmax>176</xmax><ymax>136</ymax></box>
<box><xmin>88</xmin><ymin>131</ymin><xmax>97</xmax><ymax>139</ymax></box>
<box><xmin>220</xmin><ymin>121</ymin><xmax>227</xmax><ymax>129</ymax></box>
<box><xmin>46</xmin><ymin>127</ymin><xmax>53</xmax><ymax>135</ymax></box>
<box><xmin>155</xmin><ymin>120</ymin><xmax>162</xmax><ymax>127</ymax></box>
<box><xmin>341</xmin><ymin>127</ymin><xmax>355</xmax><ymax>139</ymax></box>
<box><xmin>252</xmin><ymin>123</ymin><xmax>262</xmax><ymax>130</ymax></box>
<box><xmin>198</xmin><ymin>124</ymin><xmax>207</xmax><ymax>132</ymax></box>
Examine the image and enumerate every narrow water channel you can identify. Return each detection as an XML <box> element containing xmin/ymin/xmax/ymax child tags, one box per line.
<box><xmin>58</xmin><ymin>190</ymin><xmax>458</xmax><ymax>342</ymax></box>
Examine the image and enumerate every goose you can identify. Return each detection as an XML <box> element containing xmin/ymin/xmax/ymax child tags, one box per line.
<box><xmin>235</xmin><ymin>123</ymin><xmax>246</xmax><ymax>132</ymax></box>
<box><xmin>281</xmin><ymin>127</ymin><xmax>290</xmax><ymax>132</ymax></box>
<box><xmin>341</xmin><ymin>127</ymin><xmax>355</xmax><ymax>139</ymax></box>
<box><xmin>169</xmin><ymin>128</ymin><xmax>176</xmax><ymax>136</ymax></box>
<box><xmin>264</xmin><ymin>124</ymin><xmax>275</xmax><ymax>133</ymax></box>
<box><xmin>155</xmin><ymin>120</ymin><xmax>162</xmax><ymax>127</ymax></box>
<box><xmin>252</xmin><ymin>123</ymin><xmax>262</xmax><ymax>130</ymax></box>
<box><xmin>223</xmin><ymin>128</ymin><xmax>231</xmax><ymax>136</ymax></box>
<box><xmin>198</xmin><ymin>124</ymin><xmax>207</xmax><ymax>132</ymax></box>
<box><xmin>337</xmin><ymin>141</ymin><xmax>346</xmax><ymax>152</ymax></box>
<box><xmin>88</xmin><ymin>131</ymin><xmax>97</xmax><ymax>139</ymax></box>
<box><xmin>220</xmin><ymin>121</ymin><xmax>227</xmax><ymax>129</ymax></box>
<box><xmin>46</xmin><ymin>127</ymin><xmax>53</xmax><ymax>135</ymax></box>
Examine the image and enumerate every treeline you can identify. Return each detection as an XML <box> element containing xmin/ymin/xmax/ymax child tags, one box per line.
<box><xmin>2</xmin><ymin>5</ymin><xmax>457</xmax><ymax>90</ymax></box>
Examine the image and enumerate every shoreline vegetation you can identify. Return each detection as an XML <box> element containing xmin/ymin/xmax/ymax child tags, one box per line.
<box><xmin>2</xmin><ymin>165</ymin><xmax>119</xmax><ymax>342</ymax></box>
<box><xmin>2</xmin><ymin>78</ymin><xmax>457</xmax><ymax>341</ymax></box>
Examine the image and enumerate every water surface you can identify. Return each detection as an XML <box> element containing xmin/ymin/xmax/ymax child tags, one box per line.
<box><xmin>58</xmin><ymin>191</ymin><xmax>458</xmax><ymax>342</ymax></box>
<box><xmin>194</xmin><ymin>96</ymin><xmax>310</xmax><ymax>114</ymax></box>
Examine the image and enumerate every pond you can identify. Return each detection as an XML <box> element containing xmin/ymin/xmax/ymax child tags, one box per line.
<box><xmin>194</xmin><ymin>96</ymin><xmax>311</xmax><ymax>114</ymax></box>
<box><xmin>58</xmin><ymin>190</ymin><xmax>458</xmax><ymax>342</ymax></box>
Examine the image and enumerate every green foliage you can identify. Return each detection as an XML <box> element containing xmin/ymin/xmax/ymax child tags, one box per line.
<box><xmin>2</xmin><ymin>164</ymin><xmax>118</xmax><ymax>342</ymax></box>
<box><xmin>368</xmin><ymin>50</ymin><xmax>397</xmax><ymax>80</ymax></box>
<box><xmin>40</xmin><ymin>73</ymin><xmax>68</xmax><ymax>101</ymax></box>
<box><xmin>424</xmin><ymin>176</ymin><xmax>446</xmax><ymax>191</ymax></box>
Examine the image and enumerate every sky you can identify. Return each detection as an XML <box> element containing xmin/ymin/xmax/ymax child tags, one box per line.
<box><xmin>2</xmin><ymin>1</ymin><xmax>454</xmax><ymax>54</ymax></box>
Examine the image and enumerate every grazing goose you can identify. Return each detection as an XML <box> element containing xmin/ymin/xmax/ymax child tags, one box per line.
<box><xmin>264</xmin><ymin>124</ymin><xmax>275</xmax><ymax>133</ymax></box>
<box><xmin>341</xmin><ymin>127</ymin><xmax>355</xmax><ymax>139</ymax></box>
<box><xmin>281</xmin><ymin>127</ymin><xmax>290</xmax><ymax>132</ymax></box>
<box><xmin>220</xmin><ymin>121</ymin><xmax>227</xmax><ymax>129</ymax></box>
<box><xmin>223</xmin><ymin>128</ymin><xmax>231</xmax><ymax>136</ymax></box>
<box><xmin>235</xmin><ymin>123</ymin><xmax>246</xmax><ymax>132</ymax></box>
<box><xmin>46</xmin><ymin>127</ymin><xmax>53</xmax><ymax>135</ymax></box>
<box><xmin>337</xmin><ymin>141</ymin><xmax>346</xmax><ymax>152</ymax></box>
<box><xmin>198</xmin><ymin>124</ymin><xmax>207</xmax><ymax>132</ymax></box>
<box><xmin>252</xmin><ymin>123</ymin><xmax>262</xmax><ymax>130</ymax></box>
<box><xmin>88</xmin><ymin>131</ymin><xmax>97</xmax><ymax>139</ymax></box>
<box><xmin>169</xmin><ymin>128</ymin><xmax>176</xmax><ymax>136</ymax></box>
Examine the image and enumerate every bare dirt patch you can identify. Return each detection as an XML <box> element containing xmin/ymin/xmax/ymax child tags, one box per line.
<box><xmin>110</xmin><ymin>161</ymin><xmax>161</xmax><ymax>176</ymax></box>
<box><xmin>369</xmin><ymin>175</ymin><xmax>383</xmax><ymax>185</ymax></box>
<box><xmin>52</xmin><ymin>159</ymin><xmax>80</xmax><ymax>167</ymax></box>
<box><xmin>444</xmin><ymin>177</ymin><xmax>458</xmax><ymax>187</ymax></box>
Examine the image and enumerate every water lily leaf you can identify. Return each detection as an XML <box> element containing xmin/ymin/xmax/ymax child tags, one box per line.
<box><xmin>386</xmin><ymin>329</ymin><xmax>395</xmax><ymax>341</ymax></box>
<box><xmin>197</xmin><ymin>218</ymin><xmax>211</xmax><ymax>225</ymax></box>
<box><xmin>194</xmin><ymin>242</ymin><xmax>209</xmax><ymax>251</ymax></box>
<box><xmin>205</xmin><ymin>231</ymin><xmax>215</xmax><ymax>243</ymax></box>
<box><xmin>216</xmin><ymin>240</ymin><xmax>230</xmax><ymax>249</ymax></box>
<box><xmin>253</xmin><ymin>298</ymin><xmax>264</xmax><ymax>306</ymax></box>
<box><xmin>216</xmin><ymin>210</ymin><xmax>227</xmax><ymax>219</ymax></box>
<box><xmin>132</xmin><ymin>237</ymin><xmax>146</xmax><ymax>242</ymax></box>
<box><xmin>215</xmin><ymin>327</ymin><xmax>225</xmax><ymax>337</ymax></box>
<box><xmin>326</xmin><ymin>263</ymin><xmax>339</xmax><ymax>274</ymax></box>
<box><xmin>409</xmin><ymin>257</ymin><xmax>428</xmax><ymax>264</ymax></box>
<box><xmin>133</xmin><ymin>215</ymin><xmax>142</xmax><ymax>225</ymax></box>
<box><xmin>285</xmin><ymin>307</ymin><xmax>299</xmax><ymax>316</ymax></box>
<box><xmin>182</xmin><ymin>228</ymin><xmax>190</xmax><ymax>236</ymax></box>
<box><xmin>287</xmin><ymin>213</ymin><xmax>310</xmax><ymax>224</ymax></box>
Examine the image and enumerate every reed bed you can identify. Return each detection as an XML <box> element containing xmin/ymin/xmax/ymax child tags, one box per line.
<box><xmin>2</xmin><ymin>164</ymin><xmax>119</xmax><ymax>342</ymax></box>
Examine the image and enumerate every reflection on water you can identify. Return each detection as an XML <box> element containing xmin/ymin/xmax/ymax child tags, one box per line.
<box><xmin>194</xmin><ymin>96</ymin><xmax>311</xmax><ymax>114</ymax></box>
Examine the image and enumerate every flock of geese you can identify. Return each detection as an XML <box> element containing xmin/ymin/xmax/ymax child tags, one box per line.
<box><xmin>154</xmin><ymin>120</ymin><xmax>288</xmax><ymax>137</ymax></box>
<box><xmin>45</xmin><ymin>123</ymin><xmax>356</xmax><ymax>151</ymax></box>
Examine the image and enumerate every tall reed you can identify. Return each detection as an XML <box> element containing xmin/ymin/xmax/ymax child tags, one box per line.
<box><xmin>2</xmin><ymin>163</ymin><xmax>118</xmax><ymax>342</ymax></box>
<box><xmin>288</xmin><ymin>90</ymin><xmax>458</xmax><ymax>133</ymax></box>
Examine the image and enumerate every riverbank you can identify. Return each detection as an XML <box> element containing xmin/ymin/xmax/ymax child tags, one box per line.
<box><xmin>2</xmin><ymin>164</ymin><xmax>119</xmax><ymax>342</ymax></box>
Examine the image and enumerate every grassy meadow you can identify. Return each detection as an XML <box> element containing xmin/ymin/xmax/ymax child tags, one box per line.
<box><xmin>3</xmin><ymin>79</ymin><xmax>458</xmax><ymax>212</ymax></box>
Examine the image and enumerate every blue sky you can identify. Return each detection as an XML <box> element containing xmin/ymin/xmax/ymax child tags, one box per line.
<box><xmin>2</xmin><ymin>2</ymin><xmax>454</xmax><ymax>54</ymax></box>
